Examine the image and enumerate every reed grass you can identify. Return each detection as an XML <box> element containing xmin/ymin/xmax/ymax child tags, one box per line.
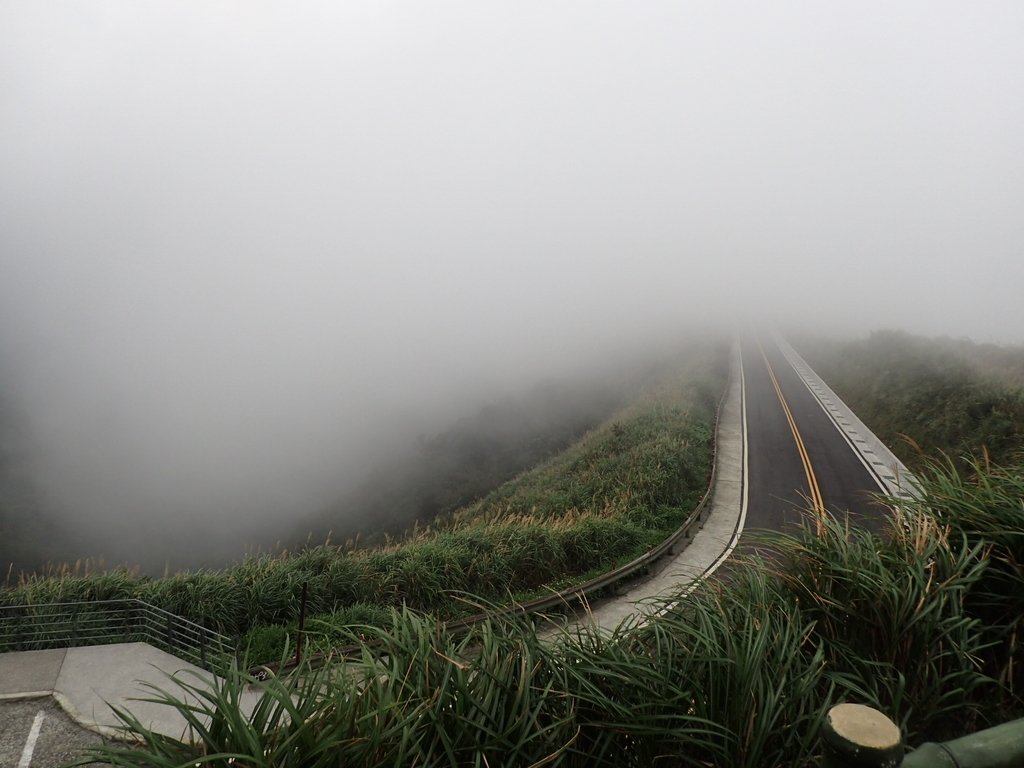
<box><xmin>903</xmin><ymin>454</ymin><xmax>1024</xmax><ymax>697</ymax></box>
<box><xmin>74</xmin><ymin>454</ymin><xmax>1024</xmax><ymax>766</ymax></box>
<box><xmin>761</xmin><ymin>510</ymin><xmax>991</xmax><ymax>739</ymax></box>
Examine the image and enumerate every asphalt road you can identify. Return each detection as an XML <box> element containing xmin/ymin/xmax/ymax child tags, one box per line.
<box><xmin>742</xmin><ymin>335</ymin><xmax>889</xmax><ymax>534</ymax></box>
<box><xmin>0</xmin><ymin>698</ymin><xmax>108</xmax><ymax>767</ymax></box>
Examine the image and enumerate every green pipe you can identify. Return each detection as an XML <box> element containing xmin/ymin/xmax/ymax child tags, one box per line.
<box><xmin>902</xmin><ymin>718</ymin><xmax>1024</xmax><ymax>768</ymax></box>
<box><xmin>820</xmin><ymin>704</ymin><xmax>1024</xmax><ymax>768</ymax></box>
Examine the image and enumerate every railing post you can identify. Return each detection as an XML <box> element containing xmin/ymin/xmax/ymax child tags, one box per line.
<box><xmin>821</xmin><ymin>703</ymin><xmax>903</xmax><ymax>768</ymax></box>
<box><xmin>295</xmin><ymin>581</ymin><xmax>309</xmax><ymax>667</ymax></box>
<box><xmin>131</xmin><ymin>601</ymin><xmax>141</xmax><ymax>642</ymax></box>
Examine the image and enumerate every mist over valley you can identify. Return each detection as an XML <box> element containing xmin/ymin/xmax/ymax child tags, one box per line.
<box><xmin>2</xmin><ymin>2</ymin><xmax>1023</xmax><ymax>578</ymax></box>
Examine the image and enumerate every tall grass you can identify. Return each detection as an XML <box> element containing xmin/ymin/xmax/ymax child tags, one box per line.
<box><xmin>762</xmin><ymin>512</ymin><xmax>991</xmax><ymax>739</ymax></box>
<box><xmin>905</xmin><ymin>454</ymin><xmax>1024</xmax><ymax>697</ymax></box>
<box><xmin>795</xmin><ymin>330</ymin><xmax>1024</xmax><ymax>468</ymax></box>
<box><xmin>74</xmin><ymin>610</ymin><xmax>726</xmax><ymax>767</ymax></box>
<box><xmin>74</xmin><ymin>455</ymin><xmax>1024</xmax><ymax>767</ymax></box>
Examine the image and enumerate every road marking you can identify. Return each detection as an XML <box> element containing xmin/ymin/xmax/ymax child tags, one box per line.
<box><xmin>773</xmin><ymin>335</ymin><xmax>919</xmax><ymax>500</ymax></box>
<box><xmin>18</xmin><ymin>710</ymin><xmax>45</xmax><ymax>768</ymax></box>
<box><xmin>758</xmin><ymin>340</ymin><xmax>826</xmax><ymax>534</ymax></box>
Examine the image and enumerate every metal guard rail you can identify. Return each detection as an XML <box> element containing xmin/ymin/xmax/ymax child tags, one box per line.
<box><xmin>0</xmin><ymin>599</ymin><xmax>235</xmax><ymax>673</ymax></box>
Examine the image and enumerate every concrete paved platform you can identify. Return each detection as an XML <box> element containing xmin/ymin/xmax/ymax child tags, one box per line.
<box><xmin>0</xmin><ymin>648</ymin><xmax>67</xmax><ymax>698</ymax></box>
<box><xmin>0</xmin><ymin>642</ymin><xmax>258</xmax><ymax>742</ymax></box>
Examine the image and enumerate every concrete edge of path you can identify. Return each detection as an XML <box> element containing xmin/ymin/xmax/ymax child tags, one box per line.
<box><xmin>50</xmin><ymin>690</ymin><xmax>134</xmax><ymax>741</ymax></box>
<box><xmin>0</xmin><ymin>642</ymin><xmax>257</xmax><ymax>743</ymax></box>
<box><xmin>0</xmin><ymin>690</ymin><xmax>52</xmax><ymax>701</ymax></box>
<box><xmin>554</xmin><ymin>336</ymin><xmax>748</xmax><ymax>633</ymax></box>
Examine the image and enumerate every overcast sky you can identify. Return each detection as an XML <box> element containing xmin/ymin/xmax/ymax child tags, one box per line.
<box><xmin>1</xmin><ymin>2</ymin><xmax>1022</xmax><ymax>564</ymax></box>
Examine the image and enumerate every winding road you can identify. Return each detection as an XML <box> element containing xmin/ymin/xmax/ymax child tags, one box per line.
<box><xmin>577</xmin><ymin>333</ymin><xmax>915</xmax><ymax>630</ymax></box>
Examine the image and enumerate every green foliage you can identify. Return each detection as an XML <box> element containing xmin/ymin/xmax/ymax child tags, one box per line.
<box><xmin>764</xmin><ymin>513</ymin><xmax>991</xmax><ymax>739</ymax></box>
<box><xmin>76</xmin><ymin>609</ymin><xmax>726</xmax><ymax>768</ymax></box>
<box><xmin>908</xmin><ymin>455</ymin><xmax>1024</xmax><ymax>696</ymax></box>
<box><xmin>75</xmin><ymin>455</ymin><xmax>1024</xmax><ymax>766</ymax></box>
<box><xmin>242</xmin><ymin>624</ymin><xmax>292</xmax><ymax>668</ymax></box>
<box><xmin>797</xmin><ymin>330</ymin><xmax>1024</xmax><ymax>468</ymax></box>
<box><xmin>299</xmin><ymin>373</ymin><xmax>641</xmax><ymax>546</ymax></box>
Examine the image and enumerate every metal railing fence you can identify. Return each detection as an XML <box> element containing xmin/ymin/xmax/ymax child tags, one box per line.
<box><xmin>0</xmin><ymin>599</ymin><xmax>235</xmax><ymax>673</ymax></box>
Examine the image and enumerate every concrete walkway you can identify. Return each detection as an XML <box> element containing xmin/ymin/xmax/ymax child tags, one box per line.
<box><xmin>559</xmin><ymin>338</ymin><xmax>748</xmax><ymax>633</ymax></box>
<box><xmin>0</xmin><ymin>642</ymin><xmax>258</xmax><ymax>741</ymax></box>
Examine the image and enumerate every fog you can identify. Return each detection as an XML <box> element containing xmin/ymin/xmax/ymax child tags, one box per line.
<box><xmin>1</xmin><ymin>2</ymin><xmax>1022</xmax><ymax>572</ymax></box>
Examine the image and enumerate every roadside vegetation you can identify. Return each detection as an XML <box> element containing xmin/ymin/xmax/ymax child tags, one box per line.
<box><xmin>795</xmin><ymin>330</ymin><xmax>1024</xmax><ymax>468</ymax></box>
<box><xmin>76</xmin><ymin>455</ymin><xmax>1024</xmax><ymax>767</ymax></box>
<box><xmin>289</xmin><ymin>366</ymin><xmax>657</xmax><ymax>551</ymax></box>
<box><xmin>1</xmin><ymin>340</ymin><xmax>728</xmax><ymax>664</ymax></box>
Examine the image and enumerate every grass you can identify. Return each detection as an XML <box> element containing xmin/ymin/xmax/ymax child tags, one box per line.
<box><xmin>795</xmin><ymin>330</ymin><xmax>1024</xmax><ymax>468</ymax></box>
<box><xmin>72</xmin><ymin>454</ymin><xmax>1024</xmax><ymax>767</ymax></box>
<box><xmin>1</xmin><ymin>340</ymin><xmax>728</xmax><ymax>664</ymax></box>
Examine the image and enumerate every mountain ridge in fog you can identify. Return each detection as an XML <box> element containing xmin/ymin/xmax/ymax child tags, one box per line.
<box><xmin>0</xmin><ymin>338</ymin><xmax>680</xmax><ymax>576</ymax></box>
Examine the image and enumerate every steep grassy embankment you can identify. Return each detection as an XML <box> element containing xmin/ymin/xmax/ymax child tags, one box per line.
<box><xmin>1</xmin><ymin>339</ymin><xmax>728</xmax><ymax>662</ymax></box>
<box><xmin>796</xmin><ymin>330</ymin><xmax>1024</xmax><ymax>468</ymax></box>
<box><xmin>289</xmin><ymin>368</ymin><xmax>652</xmax><ymax>551</ymax></box>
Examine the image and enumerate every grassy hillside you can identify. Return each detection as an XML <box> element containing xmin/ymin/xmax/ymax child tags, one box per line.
<box><xmin>795</xmin><ymin>330</ymin><xmax>1024</xmax><ymax>468</ymax></box>
<box><xmin>1</xmin><ymin>339</ymin><xmax>728</xmax><ymax>661</ymax></box>
<box><xmin>289</xmin><ymin>370</ymin><xmax>653</xmax><ymax>551</ymax></box>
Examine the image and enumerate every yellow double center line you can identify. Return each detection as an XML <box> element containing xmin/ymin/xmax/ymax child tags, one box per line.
<box><xmin>757</xmin><ymin>341</ymin><xmax>826</xmax><ymax>534</ymax></box>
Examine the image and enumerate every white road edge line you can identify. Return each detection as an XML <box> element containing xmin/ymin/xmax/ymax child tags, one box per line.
<box><xmin>18</xmin><ymin>710</ymin><xmax>45</xmax><ymax>768</ymax></box>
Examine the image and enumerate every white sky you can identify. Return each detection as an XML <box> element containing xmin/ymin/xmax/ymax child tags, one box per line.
<box><xmin>1</xmin><ymin>2</ymin><xmax>1022</xmax><ymax>556</ymax></box>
